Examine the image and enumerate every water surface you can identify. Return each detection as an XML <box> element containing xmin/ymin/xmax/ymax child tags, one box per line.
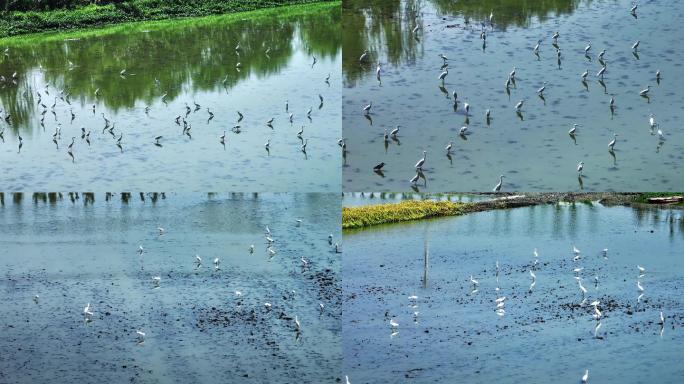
<box><xmin>0</xmin><ymin>4</ymin><xmax>341</xmax><ymax>191</ymax></box>
<box><xmin>0</xmin><ymin>192</ymin><xmax>341</xmax><ymax>383</ymax></box>
<box><xmin>343</xmin><ymin>203</ymin><xmax>684</xmax><ymax>383</ymax></box>
<box><xmin>342</xmin><ymin>0</ymin><xmax>684</xmax><ymax>191</ymax></box>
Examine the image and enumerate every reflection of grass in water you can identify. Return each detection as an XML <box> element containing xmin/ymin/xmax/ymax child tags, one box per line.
<box><xmin>0</xmin><ymin>0</ymin><xmax>340</xmax><ymax>43</ymax></box>
<box><xmin>0</xmin><ymin>2</ymin><xmax>340</xmax><ymax>43</ymax></box>
<box><xmin>342</xmin><ymin>200</ymin><xmax>471</xmax><ymax>229</ymax></box>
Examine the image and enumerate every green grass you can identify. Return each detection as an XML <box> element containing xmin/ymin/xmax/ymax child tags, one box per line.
<box><xmin>342</xmin><ymin>200</ymin><xmax>473</xmax><ymax>229</ymax></box>
<box><xmin>635</xmin><ymin>192</ymin><xmax>684</xmax><ymax>206</ymax></box>
<box><xmin>0</xmin><ymin>0</ymin><xmax>337</xmax><ymax>39</ymax></box>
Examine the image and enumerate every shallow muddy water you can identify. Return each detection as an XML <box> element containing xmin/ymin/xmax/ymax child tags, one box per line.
<box><xmin>0</xmin><ymin>4</ymin><xmax>341</xmax><ymax>191</ymax></box>
<box><xmin>342</xmin><ymin>0</ymin><xmax>684</xmax><ymax>192</ymax></box>
<box><xmin>0</xmin><ymin>193</ymin><xmax>341</xmax><ymax>383</ymax></box>
<box><xmin>343</xmin><ymin>203</ymin><xmax>684</xmax><ymax>383</ymax></box>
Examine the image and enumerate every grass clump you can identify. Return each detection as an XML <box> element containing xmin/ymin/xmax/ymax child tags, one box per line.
<box><xmin>342</xmin><ymin>200</ymin><xmax>472</xmax><ymax>229</ymax></box>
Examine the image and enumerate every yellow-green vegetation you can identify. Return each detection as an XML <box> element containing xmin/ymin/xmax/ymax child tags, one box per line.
<box><xmin>342</xmin><ymin>200</ymin><xmax>473</xmax><ymax>229</ymax></box>
<box><xmin>0</xmin><ymin>0</ymin><xmax>337</xmax><ymax>39</ymax></box>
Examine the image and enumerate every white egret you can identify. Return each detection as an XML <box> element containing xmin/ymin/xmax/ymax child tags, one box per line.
<box><xmin>582</xmin><ymin>369</ymin><xmax>589</xmax><ymax>383</ymax></box>
<box><xmin>537</xmin><ymin>81</ymin><xmax>547</xmax><ymax>95</ymax></box>
<box><xmin>493</xmin><ymin>175</ymin><xmax>504</xmax><ymax>192</ymax></box>
<box><xmin>637</xmin><ymin>280</ymin><xmax>644</xmax><ymax>292</ymax></box>
<box><xmin>136</xmin><ymin>330</ymin><xmax>145</xmax><ymax>343</ymax></box>
<box><xmin>639</xmin><ymin>85</ymin><xmax>650</xmax><ymax>96</ymax></box>
<box><xmin>608</xmin><ymin>134</ymin><xmax>617</xmax><ymax>150</ymax></box>
<box><xmin>577</xmin><ymin>162</ymin><xmax>584</xmax><ymax>176</ymax></box>
<box><xmin>578</xmin><ymin>279</ymin><xmax>588</xmax><ymax>295</ymax></box>
<box><xmin>569</xmin><ymin>124</ymin><xmax>580</xmax><ymax>135</ymax></box>
<box><xmin>438</xmin><ymin>68</ymin><xmax>449</xmax><ymax>82</ymax></box>
<box><xmin>415</xmin><ymin>151</ymin><xmax>427</xmax><ymax>169</ymax></box>
<box><xmin>515</xmin><ymin>100</ymin><xmax>524</xmax><ymax>111</ymax></box>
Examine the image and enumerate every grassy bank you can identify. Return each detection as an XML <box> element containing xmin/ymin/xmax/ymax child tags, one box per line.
<box><xmin>342</xmin><ymin>193</ymin><xmax>682</xmax><ymax>229</ymax></box>
<box><xmin>0</xmin><ymin>0</ymin><xmax>335</xmax><ymax>38</ymax></box>
<box><xmin>342</xmin><ymin>200</ymin><xmax>473</xmax><ymax>229</ymax></box>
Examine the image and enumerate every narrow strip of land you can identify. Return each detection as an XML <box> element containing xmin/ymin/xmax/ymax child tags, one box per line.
<box><xmin>343</xmin><ymin>192</ymin><xmax>682</xmax><ymax>229</ymax></box>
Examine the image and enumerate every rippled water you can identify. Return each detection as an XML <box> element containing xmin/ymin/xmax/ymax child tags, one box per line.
<box><xmin>0</xmin><ymin>4</ymin><xmax>341</xmax><ymax>191</ymax></box>
<box><xmin>0</xmin><ymin>193</ymin><xmax>341</xmax><ymax>383</ymax></box>
<box><xmin>342</xmin><ymin>0</ymin><xmax>684</xmax><ymax>192</ymax></box>
<box><xmin>343</xmin><ymin>203</ymin><xmax>684</xmax><ymax>383</ymax></box>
